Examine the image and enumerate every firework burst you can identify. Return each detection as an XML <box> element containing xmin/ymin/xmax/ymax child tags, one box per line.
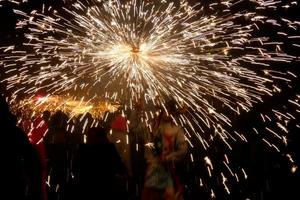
<box><xmin>1</xmin><ymin>0</ymin><xmax>299</xmax><ymax>196</ymax></box>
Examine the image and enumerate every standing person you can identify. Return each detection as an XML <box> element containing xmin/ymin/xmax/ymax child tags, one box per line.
<box><xmin>46</xmin><ymin>110</ymin><xmax>70</xmax><ymax>200</ymax></box>
<box><xmin>0</xmin><ymin>95</ymin><xmax>42</xmax><ymax>200</ymax></box>
<box><xmin>128</xmin><ymin>100</ymin><xmax>149</xmax><ymax>199</ymax></box>
<box><xmin>21</xmin><ymin>110</ymin><xmax>33</xmax><ymax>134</ymax></box>
<box><xmin>110</xmin><ymin>108</ymin><xmax>132</xmax><ymax>176</ymax></box>
<box><xmin>142</xmin><ymin>100</ymin><xmax>188</xmax><ymax>200</ymax></box>
<box><xmin>28</xmin><ymin>111</ymin><xmax>50</xmax><ymax>200</ymax></box>
<box><xmin>78</xmin><ymin>127</ymin><xmax>128</xmax><ymax>199</ymax></box>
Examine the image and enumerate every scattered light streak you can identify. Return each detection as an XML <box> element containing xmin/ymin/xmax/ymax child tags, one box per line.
<box><xmin>1</xmin><ymin>0</ymin><xmax>300</xmax><ymax>197</ymax></box>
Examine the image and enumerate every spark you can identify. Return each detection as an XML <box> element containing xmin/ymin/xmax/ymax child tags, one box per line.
<box><xmin>1</xmin><ymin>0</ymin><xmax>299</xmax><ymax>197</ymax></box>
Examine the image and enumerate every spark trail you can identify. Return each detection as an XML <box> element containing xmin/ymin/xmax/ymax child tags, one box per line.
<box><xmin>1</xmin><ymin>0</ymin><xmax>299</xmax><ymax>196</ymax></box>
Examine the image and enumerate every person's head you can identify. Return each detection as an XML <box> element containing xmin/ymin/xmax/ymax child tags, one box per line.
<box><xmin>166</xmin><ymin>99</ymin><xmax>177</xmax><ymax>113</ymax></box>
<box><xmin>116</xmin><ymin>105</ymin><xmax>123</xmax><ymax>115</ymax></box>
<box><xmin>49</xmin><ymin>110</ymin><xmax>67</xmax><ymax>130</ymax></box>
<box><xmin>42</xmin><ymin>110</ymin><xmax>51</xmax><ymax>122</ymax></box>
<box><xmin>80</xmin><ymin>112</ymin><xmax>93</xmax><ymax>123</ymax></box>
<box><xmin>134</xmin><ymin>98</ymin><xmax>144</xmax><ymax>111</ymax></box>
<box><xmin>79</xmin><ymin>112</ymin><xmax>94</xmax><ymax>133</ymax></box>
<box><xmin>161</xmin><ymin>99</ymin><xmax>178</xmax><ymax>122</ymax></box>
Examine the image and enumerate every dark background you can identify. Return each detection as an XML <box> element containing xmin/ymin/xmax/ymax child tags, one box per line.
<box><xmin>0</xmin><ymin>0</ymin><xmax>299</xmax><ymax>199</ymax></box>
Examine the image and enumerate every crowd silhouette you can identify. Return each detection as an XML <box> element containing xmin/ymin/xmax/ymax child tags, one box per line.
<box><xmin>1</xmin><ymin>95</ymin><xmax>41</xmax><ymax>200</ymax></box>
<box><xmin>1</xmin><ymin>94</ymin><xmax>299</xmax><ymax>200</ymax></box>
<box><xmin>1</xmin><ymin>94</ymin><xmax>190</xmax><ymax>200</ymax></box>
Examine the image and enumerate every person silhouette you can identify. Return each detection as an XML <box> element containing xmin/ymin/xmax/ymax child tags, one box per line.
<box><xmin>78</xmin><ymin>127</ymin><xmax>128</xmax><ymax>199</ymax></box>
<box><xmin>0</xmin><ymin>95</ymin><xmax>42</xmax><ymax>200</ymax></box>
<box><xmin>142</xmin><ymin>100</ymin><xmax>188</xmax><ymax>200</ymax></box>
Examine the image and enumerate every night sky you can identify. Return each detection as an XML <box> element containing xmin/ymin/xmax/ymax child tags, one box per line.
<box><xmin>1</xmin><ymin>0</ymin><xmax>300</xmax><ymax>199</ymax></box>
